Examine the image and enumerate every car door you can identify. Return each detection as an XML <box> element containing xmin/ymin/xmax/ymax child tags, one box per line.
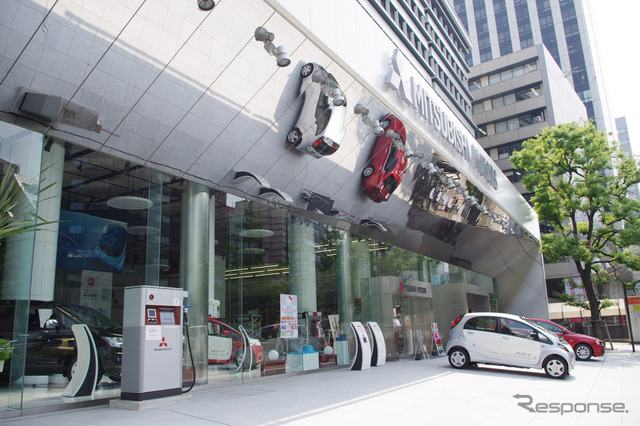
<box><xmin>498</xmin><ymin>318</ymin><xmax>541</xmax><ymax>367</ymax></box>
<box><xmin>462</xmin><ymin>316</ymin><xmax>500</xmax><ymax>362</ymax></box>
<box><xmin>207</xmin><ymin>321</ymin><xmax>234</xmax><ymax>364</ymax></box>
<box><xmin>26</xmin><ymin>302</ymin><xmax>74</xmax><ymax>375</ymax></box>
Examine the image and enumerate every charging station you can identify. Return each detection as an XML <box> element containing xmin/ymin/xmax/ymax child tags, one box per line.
<box><xmin>121</xmin><ymin>286</ymin><xmax>188</xmax><ymax>401</ymax></box>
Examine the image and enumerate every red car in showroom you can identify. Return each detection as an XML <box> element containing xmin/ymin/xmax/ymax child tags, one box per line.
<box><xmin>207</xmin><ymin>318</ymin><xmax>263</xmax><ymax>370</ymax></box>
<box><xmin>528</xmin><ymin>317</ymin><xmax>605</xmax><ymax>361</ymax></box>
<box><xmin>362</xmin><ymin>114</ymin><xmax>408</xmax><ymax>202</ymax></box>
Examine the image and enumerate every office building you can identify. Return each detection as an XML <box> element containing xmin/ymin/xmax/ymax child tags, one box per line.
<box><xmin>453</xmin><ymin>0</ymin><xmax>610</xmax><ymax>132</ymax></box>
<box><xmin>469</xmin><ymin>44</ymin><xmax>586</xmax><ymax>196</ymax></box>
<box><xmin>616</xmin><ymin>117</ymin><xmax>638</xmax><ymax>200</ymax></box>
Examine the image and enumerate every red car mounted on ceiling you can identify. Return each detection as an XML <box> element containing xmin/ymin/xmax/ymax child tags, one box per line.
<box><xmin>362</xmin><ymin>114</ymin><xmax>409</xmax><ymax>202</ymax></box>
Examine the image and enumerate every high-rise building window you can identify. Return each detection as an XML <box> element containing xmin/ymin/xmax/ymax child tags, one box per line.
<box><xmin>536</xmin><ymin>0</ymin><xmax>561</xmax><ymax>66</ymax></box>
<box><xmin>493</xmin><ymin>0</ymin><xmax>513</xmax><ymax>55</ymax></box>
<box><xmin>473</xmin><ymin>0</ymin><xmax>492</xmax><ymax>62</ymax></box>
<box><xmin>560</xmin><ymin>0</ymin><xmax>594</xmax><ymax>123</ymax></box>
<box><xmin>514</xmin><ymin>0</ymin><xmax>534</xmax><ymax>48</ymax></box>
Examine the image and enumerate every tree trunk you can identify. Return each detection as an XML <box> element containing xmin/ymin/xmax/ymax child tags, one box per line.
<box><xmin>575</xmin><ymin>262</ymin><xmax>604</xmax><ymax>339</ymax></box>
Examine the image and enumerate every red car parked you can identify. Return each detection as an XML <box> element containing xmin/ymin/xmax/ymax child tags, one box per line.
<box><xmin>528</xmin><ymin>317</ymin><xmax>605</xmax><ymax>361</ymax></box>
<box><xmin>207</xmin><ymin>318</ymin><xmax>263</xmax><ymax>369</ymax></box>
<box><xmin>362</xmin><ymin>114</ymin><xmax>408</xmax><ymax>202</ymax></box>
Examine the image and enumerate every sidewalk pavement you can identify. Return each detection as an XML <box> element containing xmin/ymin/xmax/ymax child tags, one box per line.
<box><xmin>4</xmin><ymin>342</ymin><xmax>640</xmax><ymax>425</ymax></box>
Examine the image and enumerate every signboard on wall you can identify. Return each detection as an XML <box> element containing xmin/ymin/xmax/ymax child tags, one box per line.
<box><xmin>80</xmin><ymin>270</ymin><xmax>112</xmax><ymax>316</ymax></box>
<box><xmin>431</xmin><ymin>323</ymin><xmax>445</xmax><ymax>356</ymax></box>
<box><xmin>57</xmin><ymin>210</ymin><xmax>127</xmax><ymax>273</ymax></box>
<box><xmin>280</xmin><ymin>294</ymin><xmax>298</xmax><ymax>339</ymax></box>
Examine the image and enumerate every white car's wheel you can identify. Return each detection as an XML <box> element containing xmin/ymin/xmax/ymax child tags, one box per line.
<box><xmin>362</xmin><ymin>166</ymin><xmax>375</xmax><ymax>177</ymax></box>
<box><xmin>574</xmin><ymin>343</ymin><xmax>593</xmax><ymax>361</ymax></box>
<box><xmin>543</xmin><ymin>356</ymin><xmax>568</xmax><ymax>379</ymax></box>
<box><xmin>300</xmin><ymin>63</ymin><xmax>315</xmax><ymax>78</ymax></box>
<box><xmin>448</xmin><ymin>348</ymin><xmax>470</xmax><ymax>369</ymax></box>
<box><xmin>287</xmin><ymin>128</ymin><xmax>301</xmax><ymax>146</ymax></box>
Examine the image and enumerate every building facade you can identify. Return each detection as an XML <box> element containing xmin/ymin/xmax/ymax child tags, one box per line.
<box><xmin>0</xmin><ymin>0</ymin><xmax>545</xmax><ymax>416</ymax></box>
<box><xmin>616</xmin><ymin>117</ymin><xmax>638</xmax><ymax>200</ymax></box>
<box><xmin>453</xmin><ymin>0</ymin><xmax>610</xmax><ymax>132</ymax></box>
<box><xmin>468</xmin><ymin>43</ymin><xmax>587</xmax><ymax>301</ymax></box>
<box><xmin>469</xmin><ymin>43</ymin><xmax>587</xmax><ymax>192</ymax></box>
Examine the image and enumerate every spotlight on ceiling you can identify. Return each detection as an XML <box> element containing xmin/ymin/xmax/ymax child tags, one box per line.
<box><xmin>328</xmin><ymin>87</ymin><xmax>345</xmax><ymax>106</ymax></box>
<box><xmin>445</xmin><ymin>177</ymin><xmax>456</xmax><ymax>189</ymax></box>
<box><xmin>254</xmin><ymin>27</ymin><xmax>291</xmax><ymax>67</ymax></box>
<box><xmin>354</xmin><ymin>104</ymin><xmax>384</xmax><ymax>136</ymax></box>
<box><xmin>312</xmin><ymin>68</ymin><xmax>346</xmax><ymax>105</ymax></box>
<box><xmin>198</xmin><ymin>0</ymin><xmax>215</xmax><ymax>11</ymax></box>
<box><xmin>427</xmin><ymin>162</ymin><xmax>439</xmax><ymax>174</ymax></box>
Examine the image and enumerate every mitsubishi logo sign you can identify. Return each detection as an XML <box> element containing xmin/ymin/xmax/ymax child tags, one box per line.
<box><xmin>386</xmin><ymin>49</ymin><xmax>498</xmax><ymax>190</ymax></box>
<box><xmin>154</xmin><ymin>336</ymin><xmax>172</xmax><ymax>352</ymax></box>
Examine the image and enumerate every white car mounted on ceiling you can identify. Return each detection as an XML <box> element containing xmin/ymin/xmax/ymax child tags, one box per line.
<box><xmin>286</xmin><ymin>63</ymin><xmax>347</xmax><ymax>158</ymax></box>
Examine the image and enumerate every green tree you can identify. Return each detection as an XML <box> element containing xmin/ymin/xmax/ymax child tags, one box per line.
<box><xmin>510</xmin><ymin>121</ymin><xmax>640</xmax><ymax>338</ymax></box>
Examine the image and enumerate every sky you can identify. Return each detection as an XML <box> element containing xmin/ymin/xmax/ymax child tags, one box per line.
<box><xmin>585</xmin><ymin>0</ymin><xmax>640</xmax><ymax>153</ymax></box>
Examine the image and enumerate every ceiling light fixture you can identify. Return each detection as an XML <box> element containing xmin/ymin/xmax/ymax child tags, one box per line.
<box><xmin>107</xmin><ymin>162</ymin><xmax>152</xmax><ymax>210</ymax></box>
<box><xmin>259</xmin><ymin>187</ymin><xmax>293</xmax><ymax>203</ymax></box>
<box><xmin>233</xmin><ymin>170</ymin><xmax>270</xmax><ymax>187</ymax></box>
<box><xmin>198</xmin><ymin>0</ymin><xmax>215</xmax><ymax>11</ymax></box>
<box><xmin>107</xmin><ymin>195</ymin><xmax>152</xmax><ymax>210</ymax></box>
<box><xmin>254</xmin><ymin>27</ymin><xmax>291</xmax><ymax>67</ymax></box>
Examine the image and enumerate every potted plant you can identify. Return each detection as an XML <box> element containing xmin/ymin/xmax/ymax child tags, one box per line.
<box><xmin>0</xmin><ymin>338</ymin><xmax>12</xmax><ymax>372</ymax></box>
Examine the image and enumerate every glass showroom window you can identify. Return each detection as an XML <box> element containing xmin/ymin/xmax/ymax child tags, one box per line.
<box><xmin>0</xmin><ymin>122</ymin><xmax>44</xmax><ymax>412</ymax></box>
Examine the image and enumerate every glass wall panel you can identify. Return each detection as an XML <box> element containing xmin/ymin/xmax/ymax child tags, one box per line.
<box><xmin>0</xmin><ymin>140</ymin><xmax>499</xmax><ymax>412</ymax></box>
<box><xmin>0</xmin><ymin>123</ymin><xmax>44</xmax><ymax>412</ymax></box>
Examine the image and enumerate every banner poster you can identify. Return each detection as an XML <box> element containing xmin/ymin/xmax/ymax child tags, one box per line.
<box><xmin>328</xmin><ymin>314</ymin><xmax>340</xmax><ymax>342</ymax></box>
<box><xmin>80</xmin><ymin>270</ymin><xmax>112</xmax><ymax>316</ymax></box>
<box><xmin>57</xmin><ymin>210</ymin><xmax>127</xmax><ymax>273</ymax></box>
<box><xmin>280</xmin><ymin>294</ymin><xmax>298</xmax><ymax>339</ymax></box>
<box><xmin>431</xmin><ymin>323</ymin><xmax>446</xmax><ymax>356</ymax></box>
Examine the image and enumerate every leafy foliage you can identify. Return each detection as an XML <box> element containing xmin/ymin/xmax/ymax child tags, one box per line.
<box><xmin>0</xmin><ymin>165</ymin><xmax>57</xmax><ymax>245</ymax></box>
<box><xmin>511</xmin><ymin>122</ymin><xmax>640</xmax><ymax>335</ymax></box>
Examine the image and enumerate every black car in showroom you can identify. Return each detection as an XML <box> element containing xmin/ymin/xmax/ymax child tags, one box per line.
<box><xmin>0</xmin><ymin>300</ymin><xmax>122</xmax><ymax>384</ymax></box>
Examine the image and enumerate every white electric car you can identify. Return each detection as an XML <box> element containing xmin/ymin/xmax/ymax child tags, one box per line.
<box><xmin>445</xmin><ymin>312</ymin><xmax>576</xmax><ymax>379</ymax></box>
<box><xmin>286</xmin><ymin>62</ymin><xmax>347</xmax><ymax>158</ymax></box>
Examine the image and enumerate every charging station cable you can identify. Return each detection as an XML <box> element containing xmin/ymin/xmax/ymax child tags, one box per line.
<box><xmin>182</xmin><ymin>305</ymin><xmax>196</xmax><ymax>393</ymax></box>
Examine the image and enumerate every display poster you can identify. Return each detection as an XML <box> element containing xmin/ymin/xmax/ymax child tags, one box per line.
<box><xmin>431</xmin><ymin>323</ymin><xmax>446</xmax><ymax>356</ymax></box>
<box><xmin>280</xmin><ymin>294</ymin><xmax>298</xmax><ymax>339</ymax></box>
<box><xmin>328</xmin><ymin>314</ymin><xmax>340</xmax><ymax>342</ymax></box>
<box><xmin>57</xmin><ymin>210</ymin><xmax>127</xmax><ymax>273</ymax></box>
<box><xmin>80</xmin><ymin>270</ymin><xmax>112</xmax><ymax>316</ymax></box>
